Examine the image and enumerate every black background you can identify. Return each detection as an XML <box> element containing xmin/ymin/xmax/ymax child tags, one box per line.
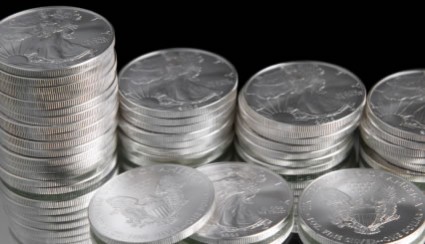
<box><xmin>1</xmin><ymin>2</ymin><xmax>423</xmax><ymax>91</ymax></box>
<box><xmin>0</xmin><ymin>2</ymin><xmax>422</xmax><ymax>244</ymax></box>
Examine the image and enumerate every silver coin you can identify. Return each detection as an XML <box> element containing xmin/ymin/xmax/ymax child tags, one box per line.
<box><xmin>235</xmin><ymin>140</ymin><xmax>354</xmax><ymax>176</ymax></box>
<box><xmin>119</xmin><ymin>126</ymin><xmax>232</xmax><ymax>157</ymax></box>
<box><xmin>367</xmin><ymin>70</ymin><xmax>425</xmax><ymax>142</ymax></box>
<box><xmin>118</xmin><ymin>117</ymin><xmax>233</xmax><ymax>150</ymax></box>
<box><xmin>235</xmin><ymin>137</ymin><xmax>354</xmax><ymax>169</ymax></box>
<box><xmin>118</xmin><ymin>48</ymin><xmax>238</xmax><ymax>118</ymax></box>
<box><xmin>237</xmin><ymin>129</ymin><xmax>354</xmax><ymax>161</ymax></box>
<box><xmin>237</xmin><ymin>103</ymin><xmax>362</xmax><ymax>141</ymax></box>
<box><xmin>0</xmin><ymin>7</ymin><xmax>115</xmax><ymax>77</ymax></box>
<box><xmin>121</xmin><ymin>103</ymin><xmax>235</xmax><ymax>134</ymax></box>
<box><xmin>298</xmin><ymin>168</ymin><xmax>425</xmax><ymax>244</ymax></box>
<box><xmin>240</xmin><ymin>61</ymin><xmax>366</xmax><ymax>136</ymax></box>
<box><xmin>89</xmin><ymin>164</ymin><xmax>215</xmax><ymax>244</ymax></box>
<box><xmin>0</xmin><ymin>60</ymin><xmax>117</xmax><ymax>103</ymax></box>
<box><xmin>192</xmin><ymin>162</ymin><xmax>293</xmax><ymax>244</ymax></box>
<box><xmin>360</xmin><ymin>143</ymin><xmax>425</xmax><ymax>183</ymax></box>
<box><xmin>361</xmin><ymin>112</ymin><xmax>425</xmax><ymax>150</ymax></box>
<box><xmin>0</xmin><ymin>49</ymin><xmax>115</xmax><ymax>90</ymax></box>
<box><xmin>120</xmin><ymin>93</ymin><xmax>236</xmax><ymax>126</ymax></box>
<box><xmin>360</xmin><ymin>123</ymin><xmax>425</xmax><ymax>158</ymax></box>
<box><xmin>0</xmin><ymin>87</ymin><xmax>118</xmax><ymax>126</ymax></box>
<box><xmin>119</xmin><ymin>116</ymin><xmax>233</xmax><ymax>149</ymax></box>
<box><xmin>235</xmin><ymin>117</ymin><xmax>347</xmax><ymax>152</ymax></box>
<box><xmin>121</xmin><ymin>134</ymin><xmax>233</xmax><ymax>166</ymax></box>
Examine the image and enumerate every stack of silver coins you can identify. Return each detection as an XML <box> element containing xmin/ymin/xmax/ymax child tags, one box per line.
<box><xmin>234</xmin><ymin>61</ymin><xmax>366</xmax><ymax>231</ymax></box>
<box><xmin>360</xmin><ymin>70</ymin><xmax>425</xmax><ymax>192</ymax></box>
<box><xmin>0</xmin><ymin>7</ymin><xmax>118</xmax><ymax>243</ymax></box>
<box><xmin>118</xmin><ymin>49</ymin><xmax>238</xmax><ymax>170</ymax></box>
<box><xmin>89</xmin><ymin>163</ymin><xmax>295</xmax><ymax>244</ymax></box>
<box><xmin>298</xmin><ymin>169</ymin><xmax>425</xmax><ymax>244</ymax></box>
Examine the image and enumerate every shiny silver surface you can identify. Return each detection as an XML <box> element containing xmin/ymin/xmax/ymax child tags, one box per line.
<box><xmin>119</xmin><ymin>48</ymin><xmax>237</xmax><ymax>116</ymax></box>
<box><xmin>192</xmin><ymin>163</ymin><xmax>293</xmax><ymax>243</ymax></box>
<box><xmin>89</xmin><ymin>164</ymin><xmax>215</xmax><ymax>244</ymax></box>
<box><xmin>118</xmin><ymin>48</ymin><xmax>237</xmax><ymax>171</ymax></box>
<box><xmin>0</xmin><ymin>7</ymin><xmax>118</xmax><ymax>243</ymax></box>
<box><xmin>298</xmin><ymin>169</ymin><xmax>425</xmax><ymax>244</ymax></box>
<box><xmin>0</xmin><ymin>7</ymin><xmax>114</xmax><ymax>75</ymax></box>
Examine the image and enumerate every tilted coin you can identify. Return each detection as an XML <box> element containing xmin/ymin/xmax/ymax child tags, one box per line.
<box><xmin>298</xmin><ymin>169</ymin><xmax>425</xmax><ymax>244</ymax></box>
<box><xmin>89</xmin><ymin>164</ymin><xmax>215</xmax><ymax>244</ymax></box>
<box><xmin>192</xmin><ymin>162</ymin><xmax>293</xmax><ymax>244</ymax></box>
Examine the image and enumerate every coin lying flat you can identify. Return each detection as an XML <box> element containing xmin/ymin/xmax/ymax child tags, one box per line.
<box><xmin>298</xmin><ymin>169</ymin><xmax>425</xmax><ymax>244</ymax></box>
<box><xmin>0</xmin><ymin>6</ymin><xmax>114</xmax><ymax>76</ymax></box>
<box><xmin>192</xmin><ymin>162</ymin><xmax>294</xmax><ymax>244</ymax></box>
<box><xmin>119</xmin><ymin>48</ymin><xmax>237</xmax><ymax>117</ymax></box>
<box><xmin>118</xmin><ymin>48</ymin><xmax>238</xmax><ymax>170</ymax></box>
<box><xmin>240</xmin><ymin>61</ymin><xmax>365</xmax><ymax>136</ymax></box>
<box><xmin>89</xmin><ymin>164</ymin><xmax>216</xmax><ymax>244</ymax></box>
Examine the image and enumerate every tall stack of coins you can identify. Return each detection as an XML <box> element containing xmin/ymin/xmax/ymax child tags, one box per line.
<box><xmin>0</xmin><ymin>7</ymin><xmax>118</xmax><ymax>243</ymax></box>
<box><xmin>360</xmin><ymin>70</ymin><xmax>425</xmax><ymax>192</ymax></box>
<box><xmin>118</xmin><ymin>49</ymin><xmax>237</xmax><ymax>170</ymax></box>
<box><xmin>234</xmin><ymin>61</ymin><xmax>366</xmax><ymax>231</ymax></box>
<box><xmin>298</xmin><ymin>169</ymin><xmax>425</xmax><ymax>244</ymax></box>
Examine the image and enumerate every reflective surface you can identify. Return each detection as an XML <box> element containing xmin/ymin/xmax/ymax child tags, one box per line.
<box><xmin>0</xmin><ymin>7</ymin><xmax>114</xmax><ymax>71</ymax></box>
<box><xmin>299</xmin><ymin>169</ymin><xmax>425</xmax><ymax>243</ymax></box>
<box><xmin>89</xmin><ymin>164</ymin><xmax>215</xmax><ymax>244</ymax></box>
<box><xmin>119</xmin><ymin>48</ymin><xmax>237</xmax><ymax>112</ymax></box>
<box><xmin>243</xmin><ymin>62</ymin><xmax>365</xmax><ymax>125</ymax></box>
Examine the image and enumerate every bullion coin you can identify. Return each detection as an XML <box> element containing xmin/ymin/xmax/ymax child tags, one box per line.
<box><xmin>298</xmin><ymin>169</ymin><xmax>425</xmax><ymax>244</ymax></box>
<box><xmin>192</xmin><ymin>162</ymin><xmax>293</xmax><ymax>243</ymax></box>
<box><xmin>89</xmin><ymin>164</ymin><xmax>216</xmax><ymax>244</ymax></box>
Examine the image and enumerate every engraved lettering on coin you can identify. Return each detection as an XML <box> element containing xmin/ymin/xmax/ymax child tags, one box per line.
<box><xmin>0</xmin><ymin>7</ymin><xmax>114</xmax><ymax>69</ymax></box>
<box><xmin>369</xmin><ymin>71</ymin><xmax>425</xmax><ymax>135</ymax></box>
<box><xmin>106</xmin><ymin>175</ymin><xmax>188</xmax><ymax>228</ymax></box>
<box><xmin>298</xmin><ymin>169</ymin><xmax>425</xmax><ymax>243</ymax></box>
<box><xmin>119</xmin><ymin>49</ymin><xmax>237</xmax><ymax>111</ymax></box>
<box><xmin>243</xmin><ymin>62</ymin><xmax>365</xmax><ymax>125</ymax></box>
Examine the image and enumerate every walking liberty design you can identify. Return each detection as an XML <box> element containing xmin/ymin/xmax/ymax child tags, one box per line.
<box><xmin>246</xmin><ymin>64</ymin><xmax>356</xmax><ymax>124</ymax></box>
<box><xmin>207</xmin><ymin>168</ymin><xmax>272</xmax><ymax>233</ymax></box>
<box><xmin>106</xmin><ymin>175</ymin><xmax>189</xmax><ymax>228</ymax></box>
<box><xmin>370</xmin><ymin>76</ymin><xmax>425</xmax><ymax>135</ymax></box>
<box><xmin>321</xmin><ymin>185</ymin><xmax>400</xmax><ymax>235</ymax></box>
<box><xmin>120</xmin><ymin>51</ymin><xmax>235</xmax><ymax>111</ymax></box>
<box><xmin>0</xmin><ymin>9</ymin><xmax>96</xmax><ymax>67</ymax></box>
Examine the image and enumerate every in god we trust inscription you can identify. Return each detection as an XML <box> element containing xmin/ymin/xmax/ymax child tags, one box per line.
<box><xmin>298</xmin><ymin>169</ymin><xmax>425</xmax><ymax>244</ymax></box>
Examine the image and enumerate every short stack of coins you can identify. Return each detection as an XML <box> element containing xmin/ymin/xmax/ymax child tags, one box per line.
<box><xmin>234</xmin><ymin>61</ymin><xmax>366</xmax><ymax>231</ymax></box>
<box><xmin>360</xmin><ymin>70</ymin><xmax>425</xmax><ymax>192</ymax></box>
<box><xmin>118</xmin><ymin>48</ymin><xmax>238</xmax><ymax>170</ymax></box>
<box><xmin>0</xmin><ymin>7</ymin><xmax>118</xmax><ymax>243</ymax></box>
